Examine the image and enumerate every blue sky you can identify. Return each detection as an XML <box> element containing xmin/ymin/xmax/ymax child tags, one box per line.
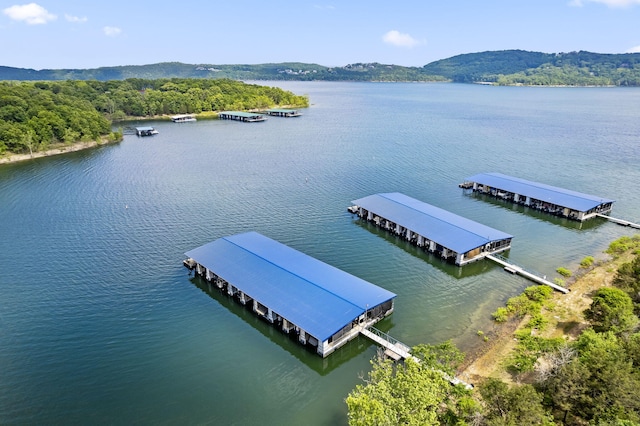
<box><xmin>1</xmin><ymin>0</ymin><xmax>640</xmax><ymax>70</ymax></box>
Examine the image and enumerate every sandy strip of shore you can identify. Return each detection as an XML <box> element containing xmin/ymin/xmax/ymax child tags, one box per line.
<box><xmin>0</xmin><ymin>140</ymin><xmax>119</xmax><ymax>165</ymax></box>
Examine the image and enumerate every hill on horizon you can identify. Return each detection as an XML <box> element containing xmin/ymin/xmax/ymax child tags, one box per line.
<box><xmin>2</xmin><ymin>50</ymin><xmax>640</xmax><ymax>86</ymax></box>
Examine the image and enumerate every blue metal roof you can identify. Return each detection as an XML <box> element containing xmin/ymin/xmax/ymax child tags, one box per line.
<box><xmin>465</xmin><ymin>173</ymin><xmax>614</xmax><ymax>212</ymax></box>
<box><xmin>185</xmin><ymin>232</ymin><xmax>396</xmax><ymax>342</ymax></box>
<box><xmin>352</xmin><ymin>192</ymin><xmax>513</xmax><ymax>254</ymax></box>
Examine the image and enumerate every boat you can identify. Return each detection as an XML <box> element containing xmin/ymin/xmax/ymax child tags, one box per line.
<box><xmin>135</xmin><ymin>126</ymin><xmax>159</xmax><ymax>136</ymax></box>
<box><xmin>171</xmin><ymin>114</ymin><xmax>197</xmax><ymax>123</ymax></box>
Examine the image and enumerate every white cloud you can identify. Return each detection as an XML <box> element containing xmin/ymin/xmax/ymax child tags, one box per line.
<box><xmin>627</xmin><ymin>45</ymin><xmax>640</xmax><ymax>53</ymax></box>
<box><xmin>313</xmin><ymin>4</ymin><xmax>335</xmax><ymax>10</ymax></box>
<box><xmin>65</xmin><ymin>14</ymin><xmax>87</xmax><ymax>23</ymax></box>
<box><xmin>3</xmin><ymin>3</ymin><xmax>56</xmax><ymax>25</ymax></box>
<box><xmin>103</xmin><ymin>26</ymin><xmax>122</xmax><ymax>37</ymax></box>
<box><xmin>382</xmin><ymin>30</ymin><xmax>423</xmax><ymax>48</ymax></box>
<box><xmin>570</xmin><ymin>0</ymin><xmax>640</xmax><ymax>7</ymax></box>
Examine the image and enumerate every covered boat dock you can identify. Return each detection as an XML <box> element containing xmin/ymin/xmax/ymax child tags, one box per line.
<box><xmin>349</xmin><ymin>192</ymin><xmax>513</xmax><ymax>266</ymax></box>
<box><xmin>184</xmin><ymin>232</ymin><xmax>396</xmax><ymax>357</ymax></box>
<box><xmin>460</xmin><ymin>172</ymin><xmax>614</xmax><ymax>221</ymax></box>
<box><xmin>135</xmin><ymin>126</ymin><xmax>158</xmax><ymax>136</ymax></box>
<box><xmin>218</xmin><ymin>111</ymin><xmax>266</xmax><ymax>122</ymax></box>
<box><xmin>264</xmin><ymin>108</ymin><xmax>302</xmax><ymax>117</ymax></box>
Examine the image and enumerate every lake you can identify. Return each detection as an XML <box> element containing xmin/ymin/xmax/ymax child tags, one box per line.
<box><xmin>1</xmin><ymin>82</ymin><xmax>639</xmax><ymax>425</ymax></box>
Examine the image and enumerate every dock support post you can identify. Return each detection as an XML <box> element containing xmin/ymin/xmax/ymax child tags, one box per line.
<box><xmin>299</xmin><ymin>328</ymin><xmax>307</xmax><ymax>344</ymax></box>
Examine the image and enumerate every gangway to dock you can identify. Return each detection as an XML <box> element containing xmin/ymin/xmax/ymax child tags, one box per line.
<box><xmin>596</xmin><ymin>214</ymin><xmax>640</xmax><ymax>229</ymax></box>
<box><xmin>485</xmin><ymin>254</ymin><xmax>569</xmax><ymax>294</ymax></box>
<box><xmin>359</xmin><ymin>326</ymin><xmax>473</xmax><ymax>389</ymax></box>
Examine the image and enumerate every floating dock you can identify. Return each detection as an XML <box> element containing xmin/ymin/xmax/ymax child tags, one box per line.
<box><xmin>135</xmin><ymin>126</ymin><xmax>158</xmax><ymax>136</ymax></box>
<box><xmin>171</xmin><ymin>114</ymin><xmax>196</xmax><ymax>122</ymax></box>
<box><xmin>218</xmin><ymin>111</ymin><xmax>266</xmax><ymax>122</ymax></box>
<box><xmin>264</xmin><ymin>108</ymin><xmax>302</xmax><ymax>117</ymax></box>
<box><xmin>485</xmin><ymin>254</ymin><xmax>569</xmax><ymax>293</ymax></box>
<box><xmin>460</xmin><ymin>172</ymin><xmax>614</xmax><ymax>221</ymax></box>
<box><xmin>349</xmin><ymin>192</ymin><xmax>513</xmax><ymax>266</ymax></box>
<box><xmin>596</xmin><ymin>214</ymin><xmax>640</xmax><ymax>229</ymax></box>
<box><xmin>184</xmin><ymin>231</ymin><xmax>396</xmax><ymax>357</ymax></box>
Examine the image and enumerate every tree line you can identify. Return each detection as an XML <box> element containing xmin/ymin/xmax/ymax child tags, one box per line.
<box><xmin>0</xmin><ymin>78</ymin><xmax>309</xmax><ymax>155</ymax></box>
<box><xmin>346</xmin><ymin>235</ymin><xmax>640</xmax><ymax>425</ymax></box>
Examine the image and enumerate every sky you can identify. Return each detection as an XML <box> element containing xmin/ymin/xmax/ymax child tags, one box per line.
<box><xmin>1</xmin><ymin>0</ymin><xmax>640</xmax><ymax>70</ymax></box>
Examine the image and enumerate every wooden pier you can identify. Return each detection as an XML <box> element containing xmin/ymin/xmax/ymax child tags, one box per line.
<box><xmin>485</xmin><ymin>254</ymin><xmax>570</xmax><ymax>293</ymax></box>
<box><xmin>359</xmin><ymin>325</ymin><xmax>473</xmax><ymax>389</ymax></box>
<box><xmin>596</xmin><ymin>214</ymin><xmax>640</xmax><ymax>229</ymax></box>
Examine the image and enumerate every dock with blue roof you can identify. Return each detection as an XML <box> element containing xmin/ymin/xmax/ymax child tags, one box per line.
<box><xmin>460</xmin><ymin>172</ymin><xmax>614</xmax><ymax>221</ymax></box>
<box><xmin>349</xmin><ymin>192</ymin><xmax>513</xmax><ymax>266</ymax></box>
<box><xmin>184</xmin><ymin>231</ymin><xmax>396</xmax><ymax>357</ymax></box>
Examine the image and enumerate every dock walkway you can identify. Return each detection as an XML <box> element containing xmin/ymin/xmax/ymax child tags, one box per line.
<box><xmin>359</xmin><ymin>326</ymin><xmax>473</xmax><ymax>389</ymax></box>
<box><xmin>486</xmin><ymin>254</ymin><xmax>569</xmax><ymax>293</ymax></box>
<box><xmin>596</xmin><ymin>214</ymin><xmax>640</xmax><ymax>229</ymax></box>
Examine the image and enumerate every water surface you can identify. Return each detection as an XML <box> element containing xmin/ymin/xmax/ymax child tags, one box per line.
<box><xmin>1</xmin><ymin>82</ymin><xmax>639</xmax><ymax>424</ymax></box>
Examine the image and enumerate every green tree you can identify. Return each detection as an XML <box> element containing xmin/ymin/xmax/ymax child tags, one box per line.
<box><xmin>478</xmin><ymin>378</ymin><xmax>554</xmax><ymax>425</ymax></box>
<box><xmin>346</xmin><ymin>343</ymin><xmax>473</xmax><ymax>426</ymax></box>
<box><xmin>584</xmin><ymin>287</ymin><xmax>638</xmax><ymax>334</ymax></box>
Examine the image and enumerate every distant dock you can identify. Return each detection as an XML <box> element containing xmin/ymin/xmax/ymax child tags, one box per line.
<box><xmin>219</xmin><ymin>111</ymin><xmax>266</xmax><ymax>122</ymax></box>
<box><xmin>460</xmin><ymin>172</ymin><xmax>614</xmax><ymax>222</ymax></box>
<box><xmin>264</xmin><ymin>108</ymin><xmax>302</xmax><ymax>117</ymax></box>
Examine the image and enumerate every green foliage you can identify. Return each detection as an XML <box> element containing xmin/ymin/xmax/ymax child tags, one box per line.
<box><xmin>478</xmin><ymin>378</ymin><xmax>554</xmax><ymax>425</ymax></box>
<box><xmin>524</xmin><ymin>285</ymin><xmax>553</xmax><ymax>302</ymax></box>
<box><xmin>542</xmin><ymin>330</ymin><xmax>640</xmax><ymax>424</ymax></box>
<box><xmin>556</xmin><ymin>267</ymin><xmax>572</xmax><ymax>277</ymax></box>
<box><xmin>0</xmin><ymin>78</ymin><xmax>308</xmax><ymax>155</ymax></box>
<box><xmin>5</xmin><ymin>50</ymin><xmax>640</xmax><ymax>86</ymax></box>
<box><xmin>584</xmin><ymin>287</ymin><xmax>638</xmax><ymax>334</ymax></box>
<box><xmin>346</xmin><ymin>343</ymin><xmax>474</xmax><ymax>425</ymax></box>
<box><xmin>0</xmin><ymin>62</ymin><xmax>445</xmax><ymax>83</ymax></box>
<box><xmin>506</xmin><ymin>330</ymin><xmax>564</xmax><ymax>374</ymax></box>
<box><xmin>580</xmin><ymin>256</ymin><xmax>595</xmax><ymax>268</ymax></box>
<box><xmin>492</xmin><ymin>285</ymin><xmax>554</xmax><ymax>323</ymax></box>
<box><xmin>606</xmin><ymin>235</ymin><xmax>640</xmax><ymax>257</ymax></box>
<box><xmin>613</xmin><ymin>254</ymin><xmax>640</xmax><ymax>311</ymax></box>
<box><xmin>492</xmin><ymin>307</ymin><xmax>510</xmax><ymax>323</ymax></box>
<box><xmin>423</xmin><ymin>50</ymin><xmax>640</xmax><ymax>86</ymax></box>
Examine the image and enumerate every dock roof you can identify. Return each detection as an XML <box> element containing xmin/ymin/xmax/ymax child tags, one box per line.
<box><xmin>352</xmin><ymin>192</ymin><xmax>513</xmax><ymax>254</ymax></box>
<box><xmin>219</xmin><ymin>111</ymin><xmax>264</xmax><ymax>118</ymax></box>
<box><xmin>185</xmin><ymin>232</ymin><xmax>396</xmax><ymax>342</ymax></box>
<box><xmin>465</xmin><ymin>172</ymin><xmax>614</xmax><ymax>212</ymax></box>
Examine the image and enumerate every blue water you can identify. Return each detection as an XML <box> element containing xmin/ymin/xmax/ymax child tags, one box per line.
<box><xmin>1</xmin><ymin>82</ymin><xmax>639</xmax><ymax>425</ymax></box>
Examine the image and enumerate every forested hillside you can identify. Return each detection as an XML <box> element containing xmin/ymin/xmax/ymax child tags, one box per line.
<box><xmin>0</xmin><ymin>62</ymin><xmax>442</xmax><ymax>82</ymax></box>
<box><xmin>0</xmin><ymin>78</ymin><xmax>308</xmax><ymax>155</ymax></box>
<box><xmin>3</xmin><ymin>50</ymin><xmax>640</xmax><ymax>86</ymax></box>
<box><xmin>423</xmin><ymin>50</ymin><xmax>640</xmax><ymax>85</ymax></box>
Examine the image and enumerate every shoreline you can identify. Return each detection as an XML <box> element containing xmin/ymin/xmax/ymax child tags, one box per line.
<box><xmin>0</xmin><ymin>139</ymin><xmax>121</xmax><ymax>165</ymax></box>
<box><xmin>458</xmin><ymin>247</ymin><xmax>635</xmax><ymax>385</ymax></box>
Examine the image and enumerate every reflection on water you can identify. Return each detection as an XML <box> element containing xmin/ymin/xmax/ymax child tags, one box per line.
<box><xmin>463</xmin><ymin>192</ymin><xmax>609</xmax><ymax>231</ymax></box>
<box><xmin>353</xmin><ymin>217</ymin><xmax>499</xmax><ymax>279</ymax></box>
<box><xmin>189</xmin><ymin>275</ymin><xmax>373</xmax><ymax>376</ymax></box>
